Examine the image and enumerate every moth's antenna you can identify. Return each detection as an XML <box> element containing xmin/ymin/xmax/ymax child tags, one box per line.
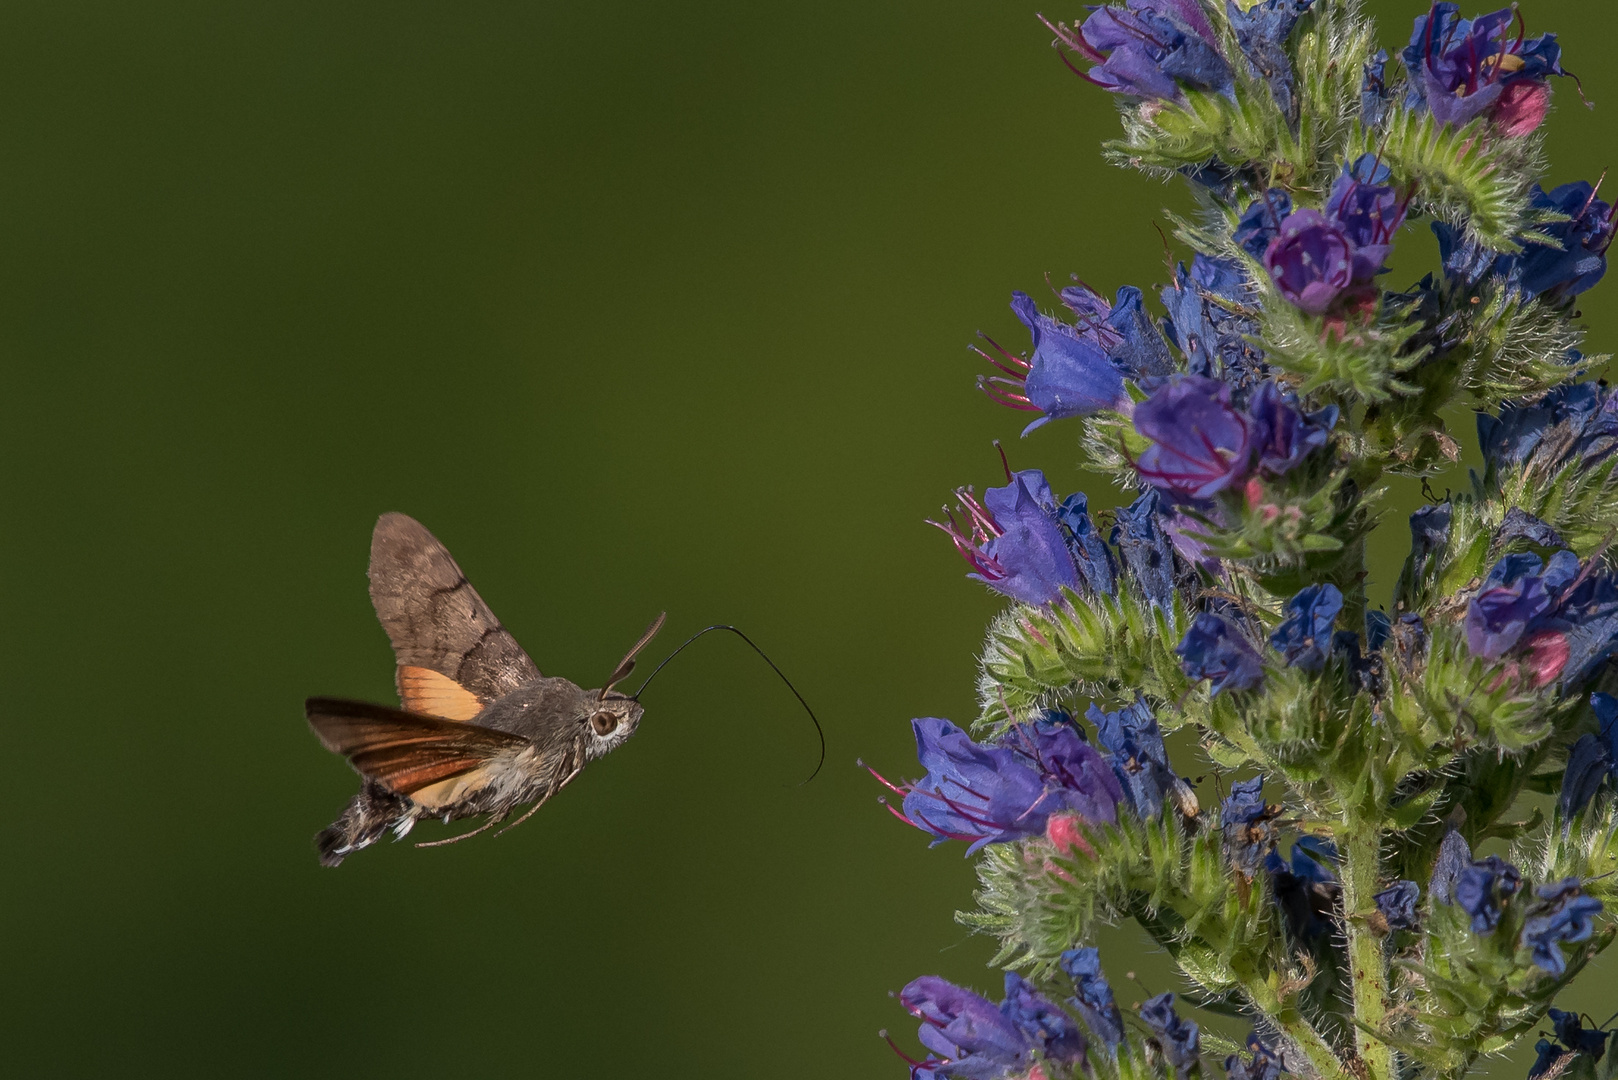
<box><xmin>600</xmin><ymin>611</ymin><xmax>668</xmax><ymax>700</ymax></box>
<box><xmin>634</xmin><ymin>624</ymin><xmax>826</xmax><ymax>783</ymax></box>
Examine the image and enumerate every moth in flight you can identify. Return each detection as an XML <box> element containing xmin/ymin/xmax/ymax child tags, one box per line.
<box><xmin>306</xmin><ymin>513</ymin><xmax>665</xmax><ymax>867</ymax></box>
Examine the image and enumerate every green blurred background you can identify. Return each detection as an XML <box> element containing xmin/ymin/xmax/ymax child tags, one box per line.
<box><xmin>2</xmin><ymin>1</ymin><xmax>1614</xmax><ymax>1075</ymax></box>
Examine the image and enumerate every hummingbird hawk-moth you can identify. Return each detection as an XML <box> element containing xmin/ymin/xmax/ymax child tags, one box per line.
<box><xmin>306</xmin><ymin>512</ymin><xmax>668</xmax><ymax>867</ymax></box>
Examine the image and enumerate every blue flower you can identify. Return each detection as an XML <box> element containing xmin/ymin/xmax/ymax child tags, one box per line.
<box><xmin>1559</xmin><ymin>733</ymin><xmax>1613</xmax><ymax>821</ymax></box>
<box><xmin>1438</xmin><ymin>184</ymin><xmax>1615</xmax><ymax>305</ymax></box>
<box><xmin>1159</xmin><ymin>255</ymin><xmax>1268</xmax><ymax>388</ymax></box>
<box><xmin>1088</xmin><ymin>699</ymin><xmax>1186</xmax><ymax>820</ymax></box>
<box><xmin>1235</xmin><ymin>192</ymin><xmax>1292</xmax><ymax>261</ymax></box>
<box><xmin>1222</xmin><ymin>776</ymin><xmax>1276</xmax><ymax>877</ymax></box>
<box><xmin>1000</xmin><ymin>972</ymin><xmax>1087</xmax><ymax>1067</ymax></box>
<box><xmin>1139</xmin><ymin>993</ymin><xmax>1201</xmax><ymax>1078</ymax></box>
<box><xmin>1134</xmin><ymin>375</ymin><xmax>1256</xmax><ymax>500</ymax></box>
<box><xmin>899</xmin><ymin>976</ymin><xmax>1034</xmax><ymax>1079</ymax></box>
<box><xmin>1060</xmin><ymin>947</ymin><xmax>1126</xmax><ymax>1051</ymax></box>
<box><xmin>1548</xmin><ymin>1009</ymin><xmax>1611</xmax><ymax>1061</ymax></box>
<box><xmin>1453</xmin><ymin>854</ymin><xmax>1523</xmax><ymax>934</ymax></box>
<box><xmin>1497</xmin><ymin>507</ymin><xmax>1566</xmax><ymax>550</ymax></box>
<box><xmin>1429</xmin><ymin>829</ymin><xmax>1473</xmax><ymax>905</ymax></box>
<box><xmin>1249</xmin><ymin>381</ymin><xmax>1338</xmax><ymax>476</ymax></box>
<box><xmin>933</xmin><ymin>470</ymin><xmax>1082</xmax><ymax>606</ymax></box>
<box><xmin>1225</xmin><ymin>0</ymin><xmax>1315</xmax><ymax>120</ymax></box>
<box><xmin>1362</xmin><ymin>48</ymin><xmax>1392</xmax><ymax>127</ymax></box>
<box><xmin>1104</xmin><ymin>285</ymin><xmax>1178</xmax><ymax>379</ymax></box>
<box><xmin>1403</xmin><ymin>4</ymin><xmax>1569</xmax><ymax>133</ymax></box>
<box><xmin>1045</xmin><ymin>0</ymin><xmax>1235</xmax><ymax>102</ymax></box>
<box><xmin>1522</xmin><ymin>879</ymin><xmax>1604</xmax><ymax>977</ymax></box>
<box><xmin>1178</xmin><ymin>613</ymin><xmax>1266</xmax><ymax>694</ymax></box>
<box><xmin>1270</xmin><ymin>584</ymin><xmax>1344</xmax><ymax>671</ymax></box>
<box><xmin>1267</xmin><ymin>837</ymin><xmax>1339</xmax><ymax>938</ymax></box>
<box><xmin>1112</xmin><ymin>489</ymin><xmax>1180</xmax><ymax>615</ymax></box>
<box><xmin>1596</xmin><ymin>692</ymin><xmax>1618</xmax><ymax>775</ymax></box>
<box><xmin>1224</xmin><ymin>1032</ymin><xmax>1287</xmax><ymax>1080</ymax></box>
<box><xmin>1478</xmin><ymin>382</ymin><xmax>1608</xmax><ymax>475</ymax></box>
<box><xmin>1058</xmin><ymin>493</ymin><xmax>1118</xmax><ymax>597</ymax></box>
<box><xmin>879</xmin><ymin>719</ymin><xmax>1049</xmax><ymax>853</ymax></box>
<box><xmin>1374</xmin><ymin>880</ymin><xmax>1422</xmax><ymax>931</ymax></box>
<box><xmin>977</xmin><ymin>293</ymin><xmax>1132</xmax><ymax>434</ymax></box>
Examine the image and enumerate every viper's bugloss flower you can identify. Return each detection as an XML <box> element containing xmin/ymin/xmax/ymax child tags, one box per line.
<box><xmin>1224</xmin><ymin>1032</ymin><xmax>1286</xmax><ymax>1080</ymax></box>
<box><xmin>1267</xmin><ymin>836</ymin><xmax>1339</xmax><ymax>938</ymax></box>
<box><xmin>1465</xmin><ymin>550</ymin><xmax>1579</xmax><ymax>660</ymax></box>
<box><xmin>1478</xmin><ymin>382</ymin><xmax>1615</xmax><ymax>475</ymax></box>
<box><xmin>1438</xmin><ymin>183</ymin><xmax>1616</xmax><ymax>305</ymax></box>
<box><xmin>1530</xmin><ymin>1039</ymin><xmax>1568</xmax><ymax>1080</ymax></box>
<box><xmin>1058</xmin><ymin>493</ymin><xmax>1118</xmax><ymax>597</ymax></box>
<box><xmin>1270</xmin><ymin>583</ymin><xmax>1344</xmax><ymax>671</ymax></box>
<box><xmin>1088</xmin><ymin>699</ymin><xmax>1183</xmax><ymax>819</ymax></box>
<box><xmin>1249</xmin><ymin>381</ymin><xmax>1338</xmax><ymax>476</ymax></box>
<box><xmin>1001</xmin><ymin>972</ymin><xmax>1087</xmax><ymax>1067</ymax></box>
<box><xmin>1112</xmin><ymin>489</ymin><xmax>1179</xmax><ymax>615</ymax></box>
<box><xmin>1003</xmin><ymin>714</ymin><xmax>1125</xmax><ymax>826</ymax></box>
<box><xmin>1222</xmin><ymin>776</ymin><xmax>1276</xmax><ymax>878</ymax></box>
<box><xmin>977</xmin><ymin>292</ymin><xmax>1132</xmax><ymax>434</ymax></box>
<box><xmin>1134</xmin><ymin>375</ymin><xmax>1255</xmax><ymax>499</ymax></box>
<box><xmin>1042</xmin><ymin>0</ymin><xmax>1234</xmax><ymax>102</ymax></box>
<box><xmin>1226</xmin><ymin>0</ymin><xmax>1315</xmax><ymax>120</ymax></box>
<box><xmin>899</xmin><ymin>976</ymin><xmax>1034</xmax><ymax>1079</ymax></box>
<box><xmin>1059</xmin><ymin>947</ymin><xmax>1125</xmax><ymax>1051</ymax></box>
<box><xmin>1375</xmin><ymin>880</ymin><xmax>1422</xmax><ymax>930</ymax></box>
<box><xmin>1559</xmin><ymin>733</ymin><xmax>1613</xmax><ymax>820</ymax></box>
<box><xmin>1429</xmin><ymin>829</ymin><xmax>1473</xmax><ymax>905</ymax></box>
<box><xmin>1596</xmin><ymin>692</ymin><xmax>1618</xmax><ymax>770</ymax></box>
<box><xmin>1522</xmin><ymin>878</ymin><xmax>1604</xmax><ymax>976</ymax></box>
<box><xmin>1549</xmin><ymin>1008</ymin><xmax>1612</xmax><ymax>1061</ymax></box>
<box><xmin>1104</xmin><ymin>285</ymin><xmax>1178</xmax><ymax>379</ymax></box>
<box><xmin>1160</xmin><ymin>255</ymin><xmax>1268</xmax><ymax>388</ymax></box>
<box><xmin>1178</xmin><ymin>612</ymin><xmax>1266</xmax><ymax>694</ymax></box>
<box><xmin>1139</xmin><ymin>993</ymin><xmax>1200</xmax><ymax>1078</ymax></box>
<box><xmin>885</xmin><ymin>719</ymin><xmax>1050</xmax><ymax>853</ymax></box>
<box><xmin>1265</xmin><ymin>157</ymin><xmax>1408</xmax><ymax>314</ymax></box>
<box><xmin>1497</xmin><ymin>507</ymin><xmax>1566</xmax><ymax>549</ymax></box>
<box><xmin>1453</xmin><ymin>854</ymin><xmax>1523</xmax><ymax>934</ymax></box>
<box><xmin>1363</xmin><ymin>48</ymin><xmax>1393</xmax><ymax>126</ymax></box>
<box><xmin>1235</xmin><ymin>192</ymin><xmax>1292</xmax><ymax>260</ymax></box>
<box><xmin>933</xmin><ymin>470</ymin><xmax>1081</xmax><ymax>606</ymax></box>
<box><xmin>1403</xmin><ymin>3</ymin><xmax>1569</xmax><ymax>134</ymax></box>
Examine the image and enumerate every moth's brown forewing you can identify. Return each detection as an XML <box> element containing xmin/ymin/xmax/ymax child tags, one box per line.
<box><xmin>306</xmin><ymin>513</ymin><xmax>649</xmax><ymax>866</ymax></box>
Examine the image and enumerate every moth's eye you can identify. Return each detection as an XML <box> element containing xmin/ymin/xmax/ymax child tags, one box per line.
<box><xmin>591</xmin><ymin>712</ymin><xmax>618</xmax><ymax>736</ymax></box>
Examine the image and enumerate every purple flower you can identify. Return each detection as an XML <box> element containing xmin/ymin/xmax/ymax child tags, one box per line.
<box><xmin>1522</xmin><ymin>878</ymin><xmax>1604</xmax><ymax>977</ymax></box>
<box><xmin>1559</xmin><ymin>733</ymin><xmax>1613</xmax><ymax>821</ymax></box>
<box><xmin>933</xmin><ymin>470</ymin><xmax>1081</xmax><ymax>606</ymax></box>
<box><xmin>1265</xmin><ymin>209</ymin><xmax>1353</xmax><ymax>314</ymax></box>
<box><xmin>977</xmin><ymin>293</ymin><xmax>1131</xmax><ymax>434</ymax></box>
<box><xmin>1042</xmin><ymin>1</ymin><xmax>1234</xmax><ymax>102</ymax></box>
<box><xmin>1178</xmin><ymin>612</ymin><xmax>1266</xmax><ymax>694</ymax></box>
<box><xmin>1104</xmin><ymin>285</ymin><xmax>1178</xmax><ymax>379</ymax></box>
<box><xmin>1270</xmin><ymin>583</ymin><xmax>1344</xmax><ymax>671</ymax></box>
<box><xmin>1452</xmin><ymin>854</ymin><xmax>1523</xmax><ymax>934</ymax></box>
<box><xmin>1003</xmin><ymin>714</ymin><xmax>1125</xmax><ymax>826</ymax></box>
<box><xmin>1112</xmin><ymin>489</ymin><xmax>1179</xmax><ymax>615</ymax></box>
<box><xmin>1438</xmin><ymin>183</ymin><xmax>1615</xmax><ymax>305</ymax></box>
<box><xmin>1160</xmin><ymin>255</ymin><xmax>1268</xmax><ymax>386</ymax></box>
<box><xmin>1060</xmin><ymin>947</ymin><xmax>1125</xmax><ymax>1050</ymax></box>
<box><xmin>879</xmin><ymin>718</ymin><xmax>1051</xmax><ymax>854</ymax></box>
<box><xmin>1222</xmin><ymin>777</ymin><xmax>1276</xmax><ymax>877</ymax></box>
<box><xmin>1000</xmin><ymin>972</ymin><xmax>1087</xmax><ymax>1067</ymax></box>
<box><xmin>1375</xmin><ymin>880</ymin><xmax>1422</xmax><ymax>930</ymax></box>
<box><xmin>1139</xmin><ymin>993</ymin><xmax>1201</xmax><ymax>1078</ymax></box>
<box><xmin>899</xmin><ymin>976</ymin><xmax>1034</xmax><ymax>1080</ymax></box>
<box><xmin>1265</xmin><ymin>157</ymin><xmax>1408</xmax><ymax>314</ymax></box>
<box><xmin>1134</xmin><ymin>375</ymin><xmax>1256</xmax><ymax>500</ymax></box>
<box><xmin>1249</xmin><ymin>381</ymin><xmax>1338</xmax><ymax>476</ymax></box>
<box><xmin>1224</xmin><ymin>1032</ymin><xmax>1287</xmax><ymax>1080</ymax></box>
<box><xmin>1058</xmin><ymin>493</ymin><xmax>1119</xmax><ymax>597</ymax></box>
<box><xmin>1088</xmin><ymin>699</ymin><xmax>1184</xmax><ymax>820</ymax></box>
<box><xmin>1429</xmin><ymin>829</ymin><xmax>1473</xmax><ymax>905</ymax></box>
<box><xmin>1226</xmin><ymin>0</ymin><xmax>1315</xmax><ymax>121</ymax></box>
<box><xmin>1464</xmin><ymin>550</ymin><xmax>1578</xmax><ymax>661</ymax></box>
<box><xmin>1403</xmin><ymin>4</ymin><xmax>1569</xmax><ymax>133</ymax></box>
<box><xmin>1548</xmin><ymin>1009</ymin><xmax>1611</xmax><ymax>1061</ymax></box>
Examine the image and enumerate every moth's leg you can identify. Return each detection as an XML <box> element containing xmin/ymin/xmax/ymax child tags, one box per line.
<box><xmin>493</xmin><ymin>737</ymin><xmax>590</xmax><ymax>840</ymax></box>
<box><xmin>414</xmin><ymin>810</ymin><xmax>508</xmax><ymax>849</ymax></box>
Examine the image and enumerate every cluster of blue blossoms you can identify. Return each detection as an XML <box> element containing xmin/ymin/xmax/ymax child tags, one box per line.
<box><xmin>877</xmin><ymin>1</ymin><xmax>1618</xmax><ymax>1078</ymax></box>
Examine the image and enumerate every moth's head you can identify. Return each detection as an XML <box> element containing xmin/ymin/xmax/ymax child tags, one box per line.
<box><xmin>581</xmin><ymin>691</ymin><xmax>643</xmax><ymax>757</ymax></box>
